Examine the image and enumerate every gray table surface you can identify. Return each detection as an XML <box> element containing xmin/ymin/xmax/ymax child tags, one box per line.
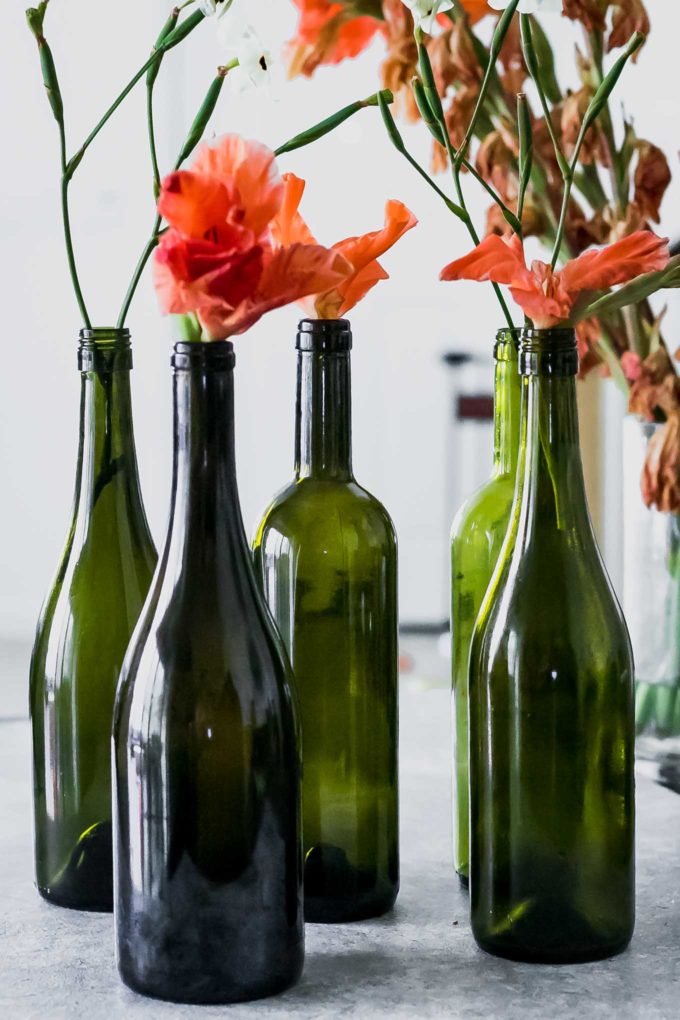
<box><xmin>1</xmin><ymin>647</ymin><xmax>679</xmax><ymax>1019</ymax></box>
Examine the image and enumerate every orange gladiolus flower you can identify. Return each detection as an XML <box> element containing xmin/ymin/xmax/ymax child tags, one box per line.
<box><xmin>287</xmin><ymin>0</ymin><xmax>382</xmax><ymax>77</ymax></box>
<box><xmin>153</xmin><ymin>136</ymin><xmax>351</xmax><ymax>340</ymax></box>
<box><xmin>272</xmin><ymin>173</ymin><xmax>417</xmax><ymax>318</ymax></box>
<box><xmin>440</xmin><ymin>230</ymin><xmax>670</xmax><ymax>327</ymax></box>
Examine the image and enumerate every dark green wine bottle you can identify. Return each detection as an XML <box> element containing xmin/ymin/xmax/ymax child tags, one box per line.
<box><xmin>113</xmin><ymin>341</ymin><xmax>303</xmax><ymax>1004</ymax></box>
<box><xmin>253</xmin><ymin>318</ymin><xmax>399</xmax><ymax>923</ymax></box>
<box><xmin>30</xmin><ymin>329</ymin><xmax>157</xmax><ymax>912</ymax></box>
<box><xmin>469</xmin><ymin>327</ymin><xmax>635</xmax><ymax>963</ymax></box>
<box><xmin>451</xmin><ymin>329</ymin><xmax>520</xmax><ymax>884</ymax></box>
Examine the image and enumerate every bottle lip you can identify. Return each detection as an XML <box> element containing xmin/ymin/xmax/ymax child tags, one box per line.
<box><xmin>172</xmin><ymin>340</ymin><xmax>236</xmax><ymax>371</ymax></box>
<box><xmin>519</xmin><ymin>327</ymin><xmax>578</xmax><ymax>376</ymax></box>
<box><xmin>79</xmin><ymin>327</ymin><xmax>131</xmax><ymax>349</ymax></box>
<box><xmin>494</xmin><ymin>327</ymin><xmax>521</xmax><ymax>358</ymax></box>
<box><xmin>296</xmin><ymin>318</ymin><xmax>352</xmax><ymax>352</ymax></box>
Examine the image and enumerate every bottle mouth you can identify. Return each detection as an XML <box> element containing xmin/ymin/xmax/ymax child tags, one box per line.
<box><xmin>494</xmin><ymin>327</ymin><xmax>521</xmax><ymax>359</ymax></box>
<box><xmin>78</xmin><ymin>328</ymin><xmax>132</xmax><ymax>372</ymax></box>
<box><xmin>79</xmin><ymin>327</ymin><xmax>131</xmax><ymax>349</ymax></box>
<box><xmin>520</xmin><ymin>327</ymin><xmax>578</xmax><ymax>377</ymax></box>
<box><xmin>172</xmin><ymin>340</ymin><xmax>235</xmax><ymax>371</ymax></box>
<box><xmin>297</xmin><ymin>318</ymin><xmax>352</xmax><ymax>352</ymax></box>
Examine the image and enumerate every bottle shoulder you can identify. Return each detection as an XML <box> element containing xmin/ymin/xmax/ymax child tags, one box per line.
<box><xmin>451</xmin><ymin>474</ymin><xmax>515</xmax><ymax>543</ymax></box>
<box><xmin>254</xmin><ymin>477</ymin><xmax>396</xmax><ymax>548</ymax></box>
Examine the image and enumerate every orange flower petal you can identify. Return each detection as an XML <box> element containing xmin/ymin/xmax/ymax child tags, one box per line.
<box><xmin>440</xmin><ymin>233</ymin><xmax>529</xmax><ymax>285</ymax></box>
<box><xmin>157</xmin><ymin>171</ymin><xmax>235</xmax><ymax>240</ymax></box>
<box><xmin>271</xmin><ymin>173</ymin><xmax>318</xmax><ymax>248</ymax></box>
<box><xmin>325</xmin><ymin>199</ymin><xmax>418</xmax><ymax>317</ymax></box>
<box><xmin>560</xmin><ymin>230</ymin><xmax>669</xmax><ymax>295</ymax></box>
<box><xmin>201</xmin><ymin>244</ymin><xmax>352</xmax><ymax>340</ymax></box>
<box><xmin>192</xmin><ymin>135</ymin><xmax>283</xmax><ymax>237</ymax></box>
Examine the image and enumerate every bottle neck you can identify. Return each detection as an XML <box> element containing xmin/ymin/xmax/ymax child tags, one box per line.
<box><xmin>169</xmin><ymin>342</ymin><xmax>245</xmax><ymax>545</ymax></box>
<box><xmin>516</xmin><ymin>329</ymin><xmax>591</xmax><ymax>533</ymax></box>
<box><xmin>74</xmin><ymin>330</ymin><xmax>144</xmax><ymax>519</ymax></box>
<box><xmin>492</xmin><ymin>330</ymin><xmax>521</xmax><ymax>478</ymax></box>
<box><xmin>295</xmin><ymin>320</ymin><xmax>353</xmax><ymax>482</ymax></box>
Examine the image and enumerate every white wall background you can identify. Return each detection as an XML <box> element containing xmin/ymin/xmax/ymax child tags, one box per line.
<box><xmin>0</xmin><ymin>0</ymin><xmax>678</xmax><ymax>640</ymax></box>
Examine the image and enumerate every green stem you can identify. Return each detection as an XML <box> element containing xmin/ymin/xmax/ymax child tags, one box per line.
<box><xmin>147</xmin><ymin>85</ymin><xmax>161</xmax><ymax>199</ymax></box>
<box><xmin>118</xmin><ymin>216</ymin><xmax>163</xmax><ymax>328</ymax></box>
<box><xmin>59</xmin><ymin>121</ymin><xmax>91</xmax><ymax>328</ymax></box>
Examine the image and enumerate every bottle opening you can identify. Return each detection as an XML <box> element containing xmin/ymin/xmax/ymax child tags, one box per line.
<box><xmin>494</xmin><ymin>327</ymin><xmax>521</xmax><ymax>360</ymax></box>
<box><xmin>297</xmin><ymin>319</ymin><xmax>352</xmax><ymax>353</ymax></box>
<box><xmin>520</xmin><ymin>327</ymin><xmax>578</xmax><ymax>377</ymax></box>
<box><xmin>78</xmin><ymin>328</ymin><xmax>132</xmax><ymax>372</ymax></box>
<box><xmin>172</xmin><ymin>340</ymin><xmax>235</xmax><ymax>372</ymax></box>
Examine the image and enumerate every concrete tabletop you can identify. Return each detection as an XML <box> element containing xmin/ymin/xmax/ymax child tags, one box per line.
<box><xmin>1</xmin><ymin>661</ymin><xmax>679</xmax><ymax>1019</ymax></box>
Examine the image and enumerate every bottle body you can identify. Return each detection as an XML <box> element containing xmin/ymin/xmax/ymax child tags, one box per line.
<box><xmin>469</xmin><ymin>329</ymin><xmax>635</xmax><ymax>963</ymax></box>
<box><xmin>253</xmin><ymin>320</ymin><xmax>399</xmax><ymax>923</ymax></box>
<box><xmin>450</xmin><ymin>331</ymin><xmax>520</xmax><ymax>882</ymax></box>
<box><xmin>30</xmin><ymin>330</ymin><xmax>157</xmax><ymax>912</ymax></box>
<box><xmin>113</xmin><ymin>342</ymin><xmax>303</xmax><ymax>1004</ymax></box>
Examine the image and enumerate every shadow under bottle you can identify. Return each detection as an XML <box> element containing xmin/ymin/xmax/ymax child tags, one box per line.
<box><xmin>113</xmin><ymin>341</ymin><xmax>303</xmax><ymax>1004</ymax></box>
<box><xmin>253</xmin><ymin>319</ymin><xmax>399</xmax><ymax>924</ymax></box>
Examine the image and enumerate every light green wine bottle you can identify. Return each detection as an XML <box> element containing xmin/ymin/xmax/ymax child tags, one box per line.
<box><xmin>31</xmin><ymin>329</ymin><xmax>157</xmax><ymax>911</ymax></box>
<box><xmin>469</xmin><ymin>327</ymin><xmax>635</xmax><ymax>963</ymax></box>
<box><xmin>253</xmin><ymin>318</ymin><xmax>399</xmax><ymax>923</ymax></box>
<box><xmin>450</xmin><ymin>329</ymin><xmax>520</xmax><ymax>883</ymax></box>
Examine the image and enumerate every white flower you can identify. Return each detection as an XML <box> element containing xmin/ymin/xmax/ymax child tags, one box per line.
<box><xmin>218</xmin><ymin>20</ymin><xmax>278</xmax><ymax>95</ymax></box>
<box><xmin>488</xmin><ymin>0</ymin><xmax>563</xmax><ymax>13</ymax></box>
<box><xmin>197</xmin><ymin>0</ymin><xmax>231</xmax><ymax>16</ymax></box>
<box><xmin>401</xmin><ymin>0</ymin><xmax>455</xmax><ymax>34</ymax></box>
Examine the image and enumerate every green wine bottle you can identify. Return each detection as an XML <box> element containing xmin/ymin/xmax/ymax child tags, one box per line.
<box><xmin>253</xmin><ymin>318</ymin><xmax>399</xmax><ymax>923</ymax></box>
<box><xmin>469</xmin><ymin>327</ymin><xmax>635</xmax><ymax>963</ymax></box>
<box><xmin>451</xmin><ymin>329</ymin><xmax>520</xmax><ymax>884</ymax></box>
<box><xmin>114</xmin><ymin>341</ymin><xmax>303</xmax><ymax>1004</ymax></box>
<box><xmin>30</xmin><ymin>329</ymin><xmax>157</xmax><ymax>912</ymax></box>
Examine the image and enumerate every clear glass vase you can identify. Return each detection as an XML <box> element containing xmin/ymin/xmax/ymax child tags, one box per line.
<box><xmin>623</xmin><ymin>416</ymin><xmax>680</xmax><ymax>784</ymax></box>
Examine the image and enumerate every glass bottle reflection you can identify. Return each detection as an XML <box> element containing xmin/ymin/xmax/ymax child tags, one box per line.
<box><xmin>450</xmin><ymin>329</ymin><xmax>520</xmax><ymax>883</ymax></box>
<box><xmin>253</xmin><ymin>319</ymin><xmax>399</xmax><ymax>923</ymax></box>
<box><xmin>113</xmin><ymin>341</ymin><xmax>303</xmax><ymax>1003</ymax></box>
<box><xmin>469</xmin><ymin>328</ymin><xmax>635</xmax><ymax>963</ymax></box>
<box><xmin>30</xmin><ymin>329</ymin><xmax>157</xmax><ymax>911</ymax></box>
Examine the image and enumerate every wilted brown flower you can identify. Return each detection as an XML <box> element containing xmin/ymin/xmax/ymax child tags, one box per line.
<box><xmin>629</xmin><ymin>347</ymin><xmax>680</xmax><ymax>421</ymax></box>
<box><xmin>499</xmin><ymin>18</ymin><xmax>527</xmax><ymax>96</ymax></box>
<box><xmin>561</xmin><ymin>87</ymin><xmax>611</xmax><ymax>167</ymax></box>
<box><xmin>634</xmin><ymin>141</ymin><xmax>671</xmax><ymax>223</ymax></box>
<box><xmin>609</xmin><ymin>0</ymin><xmax>650</xmax><ymax>53</ymax></box>
<box><xmin>642</xmin><ymin>413</ymin><xmax>680</xmax><ymax>513</ymax></box>
<box><xmin>476</xmin><ymin>130</ymin><xmax>517</xmax><ymax>199</ymax></box>
<box><xmin>563</xmin><ymin>0</ymin><xmax>608</xmax><ymax>32</ymax></box>
<box><xmin>380</xmin><ymin>0</ymin><xmax>419</xmax><ymax>118</ymax></box>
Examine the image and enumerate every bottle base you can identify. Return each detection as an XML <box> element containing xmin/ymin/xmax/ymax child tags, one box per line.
<box><xmin>473</xmin><ymin>933</ymin><xmax>633</xmax><ymax>965</ymax></box>
<box><xmin>37</xmin><ymin>884</ymin><xmax>113</xmax><ymax>914</ymax></box>
<box><xmin>305</xmin><ymin>887</ymin><xmax>398</xmax><ymax>924</ymax></box>
<box><xmin>118</xmin><ymin>954</ymin><xmax>304</xmax><ymax>1005</ymax></box>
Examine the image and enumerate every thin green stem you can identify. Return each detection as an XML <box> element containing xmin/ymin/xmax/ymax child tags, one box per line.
<box><xmin>147</xmin><ymin>83</ymin><xmax>161</xmax><ymax>198</ymax></box>
<box><xmin>59</xmin><ymin>121</ymin><xmax>91</xmax><ymax>328</ymax></box>
<box><xmin>118</xmin><ymin>215</ymin><xmax>163</xmax><ymax>328</ymax></box>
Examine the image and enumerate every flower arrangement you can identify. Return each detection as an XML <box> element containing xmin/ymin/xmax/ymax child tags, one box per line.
<box><xmin>25</xmin><ymin>0</ymin><xmax>395</xmax><ymax>334</ymax></box>
<box><xmin>287</xmin><ymin>0</ymin><xmax>680</xmax><ymax>514</ymax></box>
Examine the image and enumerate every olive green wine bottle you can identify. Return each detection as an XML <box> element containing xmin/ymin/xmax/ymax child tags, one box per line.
<box><xmin>30</xmin><ymin>329</ymin><xmax>157</xmax><ymax>911</ymax></box>
<box><xmin>253</xmin><ymin>318</ymin><xmax>399</xmax><ymax>923</ymax></box>
<box><xmin>450</xmin><ymin>329</ymin><xmax>520</xmax><ymax>883</ymax></box>
<box><xmin>469</xmin><ymin>327</ymin><xmax>635</xmax><ymax>963</ymax></box>
<box><xmin>114</xmin><ymin>341</ymin><xmax>303</xmax><ymax>1004</ymax></box>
